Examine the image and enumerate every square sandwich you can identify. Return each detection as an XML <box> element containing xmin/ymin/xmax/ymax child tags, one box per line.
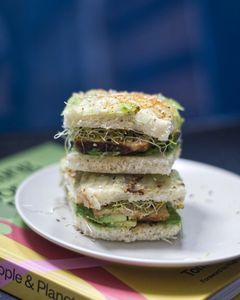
<box><xmin>59</xmin><ymin>89</ymin><xmax>184</xmax><ymax>175</ymax></box>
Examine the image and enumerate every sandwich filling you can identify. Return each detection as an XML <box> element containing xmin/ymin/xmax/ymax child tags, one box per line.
<box><xmin>73</xmin><ymin>201</ymin><xmax>181</xmax><ymax>229</ymax></box>
<box><xmin>58</xmin><ymin>128</ymin><xmax>181</xmax><ymax>156</ymax></box>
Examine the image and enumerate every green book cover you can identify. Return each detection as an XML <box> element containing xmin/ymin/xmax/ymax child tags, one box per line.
<box><xmin>0</xmin><ymin>143</ymin><xmax>64</xmax><ymax>231</ymax></box>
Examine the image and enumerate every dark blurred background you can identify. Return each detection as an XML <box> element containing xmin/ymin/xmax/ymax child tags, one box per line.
<box><xmin>0</xmin><ymin>0</ymin><xmax>240</xmax><ymax>133</ymax></box>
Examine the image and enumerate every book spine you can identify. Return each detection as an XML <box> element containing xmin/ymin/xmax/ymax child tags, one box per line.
<box><xmin>0</xmin><ymin>258</ymin><xmax>86</xmax><ymax>300</ymax></box>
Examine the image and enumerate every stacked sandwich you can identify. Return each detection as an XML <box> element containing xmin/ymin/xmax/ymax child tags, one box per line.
<box><xmin>58</xmin><ymin>89</ymin><xmax>186</xmax><ymax>242</ymax></box>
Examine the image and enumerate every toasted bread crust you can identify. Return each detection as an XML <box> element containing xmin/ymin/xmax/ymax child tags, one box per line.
<box><xmin>64</xmin><ymin>146</ymin><xmax>180</xmax><ymax>175</ymax></box>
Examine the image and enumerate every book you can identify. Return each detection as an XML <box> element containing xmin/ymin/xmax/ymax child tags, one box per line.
<box><xmin>0</xmin><ymin>143</ymin><xmax>239</xmax><ymax>300</ymax></box>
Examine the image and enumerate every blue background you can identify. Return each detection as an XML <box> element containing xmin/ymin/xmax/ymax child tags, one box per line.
<box><xmin>0</xmin><ymin>0</ymin><xmax>240</xmax><ymax>132</ymax></box>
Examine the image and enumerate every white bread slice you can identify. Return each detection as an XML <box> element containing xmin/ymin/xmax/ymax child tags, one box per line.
<box><xmin>64</xmin><ymin>147</ymin><xmax>180</xmax><ymax>175</ymax></box>
<box><xmin>73</xmin><ymin>213</ymin><xmax>181</xmax><ymax>242</ymax></box>
<box><xmin>61</xmin><ymin>161</ymin><xmax>185</xmax><ymax>210</ymax></box>
<box><xmin>63</xmin><ymin>90</ymin><xmax>182</xmax><ymax>141</ymax></box>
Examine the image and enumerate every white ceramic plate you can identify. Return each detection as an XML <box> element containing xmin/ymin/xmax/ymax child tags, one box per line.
<box><xmin>15</xmin><ymin>159</ymin><xmax>240</xmax><ymax>267</ymax></box>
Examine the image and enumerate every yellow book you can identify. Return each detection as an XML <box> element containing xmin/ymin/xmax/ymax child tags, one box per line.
<box><xmin>0</xmin><ymin>143</ymin><xmax>239</xmax><ymax>300</ymax></box>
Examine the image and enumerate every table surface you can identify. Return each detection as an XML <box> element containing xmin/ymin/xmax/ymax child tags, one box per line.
<box><xmin>0</xmin><ymin>123</ymin><xmax>240</xmax><ymax>299</ymax></box>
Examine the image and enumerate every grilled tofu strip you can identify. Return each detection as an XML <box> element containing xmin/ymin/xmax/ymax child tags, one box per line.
<box><xmin>75</xmin><ymin>138</ymin><xmax>151</xmax><ymax>155</ymax></box>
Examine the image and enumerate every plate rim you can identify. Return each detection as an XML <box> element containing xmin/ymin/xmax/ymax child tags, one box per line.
<box><xmin>15</xmin><ymin>158</ymin><xmax>240</xmax><ymax>267</ymax></box>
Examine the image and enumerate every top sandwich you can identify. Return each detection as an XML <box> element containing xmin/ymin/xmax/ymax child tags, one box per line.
<box><xmin>57</xmin><ymin>89</ymin><xmax>184</xmax><ymax>174</ymax></box>
<box><xmin>61</xmin><ymin>90</ymin><xmax>183</xmax><ymax>154</ymax></box>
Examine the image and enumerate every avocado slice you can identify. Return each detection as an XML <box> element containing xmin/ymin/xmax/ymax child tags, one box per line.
<box><xmin>98</xmin><ymin>214</ymin><xmax>127</xmax><ymax>223</ymax></box>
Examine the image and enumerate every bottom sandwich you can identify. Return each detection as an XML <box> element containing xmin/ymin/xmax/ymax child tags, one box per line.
<box><xmin>61</xmin><ymin>160</ymin><xmax>185</xmax><ymax>242</ymax></box>
<box><xmin>70</xmin><ymin>201</ymin><xmax>182</xmax><ymax>242</ymax></box>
